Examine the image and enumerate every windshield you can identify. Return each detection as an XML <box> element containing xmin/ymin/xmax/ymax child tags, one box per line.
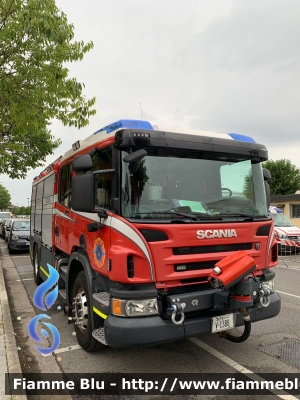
<box><xmin>121</xmin><ymin>149</ymin><xmax>268</xmax><ymax>220</ymax></box>
<box><xmin>270</xmin><ymin>213</ymin><xmax>294</xmax><ymax>227</ymax></box>
<box><xmin>13</xmin><ymin>221</ymin><xmax>30</xmax><ymax>230</ymax></box>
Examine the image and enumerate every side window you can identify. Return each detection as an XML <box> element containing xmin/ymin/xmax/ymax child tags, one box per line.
<box><xmin>92</xmin><ymin>147</ymin><xmax>113</xmax><ymax>210</ymax></box>
<box><xmin>59</xmin><ymin>163</ymin><xmax>72</xmax><ymax>207</ymax></box>
<box><xmin>220</xmin><ymin>160</ymin><xmax>254</xmax><ymax>200</ymax></box>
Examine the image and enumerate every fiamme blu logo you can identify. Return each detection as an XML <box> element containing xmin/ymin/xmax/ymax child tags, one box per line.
<box><xmin>28</xmin><ymin>264</ymin><xmax>60</xmax><ymax>355</ymax></box>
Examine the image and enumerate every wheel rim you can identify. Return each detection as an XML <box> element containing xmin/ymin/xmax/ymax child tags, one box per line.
<box><xmin>73</xmin><ymin>289</ymin><xmax>89</xmax><ymax>332</ymax></box>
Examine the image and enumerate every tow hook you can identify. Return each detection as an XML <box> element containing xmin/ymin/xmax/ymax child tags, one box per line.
<box><xmin>259</xmin><ymin>288</ymin><xmax>270</xmax><ymax>308</ymax></box>
<box><xmin>167</xmin><ymin>303</ymin><xmax>185</xmax><ymax>325</ymax></box>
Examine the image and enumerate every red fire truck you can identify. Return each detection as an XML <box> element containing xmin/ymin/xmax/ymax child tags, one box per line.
<box><xmin>30</xmin><ymin>119</ymin><xmax>280</xmax><ymax>352</ymax></box>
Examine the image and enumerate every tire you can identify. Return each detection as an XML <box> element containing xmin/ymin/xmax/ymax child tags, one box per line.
<box><xmin>33</xmin><ymin>246</ymin><xmax>43</xmax><ymax>285</ymax></box>
<box><xmin>72</xmin><ymin>271</ymin><xmax>104</xmax><ymax>352</ymax></box>
<box><xmin>8</xmin><ymin>244</ymin><xmax>13</xmax><ymax>254</ymax></box>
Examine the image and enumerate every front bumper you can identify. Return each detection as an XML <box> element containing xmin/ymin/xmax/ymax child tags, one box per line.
<box><xmin>104</xmin><ymin>291</ymin><xmax>281</xmax><ymax>349</ymax></box>
<box><xmin>10</xmin><ymin>240</ymin><xmax>30</xmax><ymax>251</ymax></box>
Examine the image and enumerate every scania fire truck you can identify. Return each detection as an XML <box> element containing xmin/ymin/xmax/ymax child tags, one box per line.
<box><xmin>30</xmin><ymin>119</ymin><xmax>281</xmax><ymax>352</ymax></box>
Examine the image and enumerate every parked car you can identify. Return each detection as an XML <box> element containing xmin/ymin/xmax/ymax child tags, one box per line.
<box><xmin>7</xmin><ymin>219</ymin><xmax>30</xmax><ymax>254</ymax></box>
<box><xmin>269</xmin><ymin>206</ymin><xmax>300</xmax><ymax>253</ymax></box>
<box><xmin>1</xmin><ymin>218</ymin><xmax>13</xmax><ymax>241</ymax></box>
<box><xmin>0</xmin><ymin>212</ymin><xmax>11</xmax><ymax>223</ymax></box>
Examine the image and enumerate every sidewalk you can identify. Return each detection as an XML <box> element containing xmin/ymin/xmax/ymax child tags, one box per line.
<box><xmin>0</xmin><ymin>241</ymin><xmax>72</xmax><ymax>400</ymax></box>
<box><xmin>0</xmin><ymin>242</ymin><xmax>26</xmax><ymax>400</ymax></box>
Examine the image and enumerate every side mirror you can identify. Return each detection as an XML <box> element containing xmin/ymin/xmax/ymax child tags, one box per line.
<box><xmin>111</xmin><ymin>198</ymin><xmax>120</xmax><ymax>215</ymax></box>
<box><xmin>263</xmin><ymin>168</ymin><xmax>271</xmax><ymax>182</ymax></box>
<box><xmin>71</xmin><ymin>173</ymin><xmax>95</xmax><ymax>212</ymax></box>
<box><xmin>265</xmin><ymin>181</ymin><xmax>271</xmax><ymax>208</ymax></box>
<box><xmin>72</xmin><ymin>154</ymin><xmax>93</xmax><ymax>172</ymax></box>
<box><xmin>123</xmin><ymin>149</ymin><xmax>147</xmax><ymax>163</ymax></box>
<box><xmin>263</xmin><ymin>168</ymin><xmax>271</xmax><ymax>208</ymax></box>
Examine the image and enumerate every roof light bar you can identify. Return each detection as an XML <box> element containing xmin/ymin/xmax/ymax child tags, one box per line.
<box><xmin>94</xmin><ymin>119</ymin><xmax>153</xmax><ymax>135</ymax></box>
<box><xmin>228</xmin><ymin>133</ymin><xmax>256</xmax><ymax>143</ymax></box>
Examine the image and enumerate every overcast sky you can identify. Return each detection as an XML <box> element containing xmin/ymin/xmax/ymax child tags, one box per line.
<box><xmin>2</xmin><ymin>0</ymin><xmax>300</xmax><ymax>207</ymax></box>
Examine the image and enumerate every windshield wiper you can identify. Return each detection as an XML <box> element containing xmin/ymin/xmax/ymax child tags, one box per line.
<box><xmin>221</xmin><ymin>213</ymin><xmax>267</xmax><ymax>220</ymax></box>
<box><xmin>148</xmin><ymin>210</ymin><xmax>199</xmax><ymax>221</ymax></box>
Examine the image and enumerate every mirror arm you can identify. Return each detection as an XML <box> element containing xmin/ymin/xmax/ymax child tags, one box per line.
<box><xmin>87</xmin><ymin>222</ymin><xmax>104</xmax><ymax>232</ymax></box>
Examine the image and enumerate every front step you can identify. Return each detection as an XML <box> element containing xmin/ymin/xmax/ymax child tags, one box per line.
<box><xmin>59</xmin><ymin>289</ymin><xmax>66</xmax><ymax>300</ymax></box>
<box><xmin>60</xmin><ymin>265</ymin><xmax>68</xmax><ymax>281</ymax></box>
<box><xmin>92</xmin><ymin>292</ymin><xmax>110</xmax><ymax>316</ymax></box>
<box><xmin>92</xmin><ymin>327</ymin><xmax>107</xmax><ymax>345</ymax></box>
<box><xmin>93</xmin><ymin>292</ymin><xmax>110</xmax><ymax>306</ymax></box>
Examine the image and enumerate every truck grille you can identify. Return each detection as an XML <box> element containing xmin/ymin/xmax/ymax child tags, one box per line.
<box><xmin>175</xmin><ymin>260</ymin><xmax>218</xmax><ymax>272</ymax></box>
<box><xmin>173</xmin><ymin>242</ymin><xmax>252</xmax><ymax>255</ymax></box>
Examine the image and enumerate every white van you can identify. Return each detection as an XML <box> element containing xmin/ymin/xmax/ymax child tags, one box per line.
<box><xmin>269</xmin><ymin>206</ymin><xmax>300</xmax><ymax>253</ymax></box>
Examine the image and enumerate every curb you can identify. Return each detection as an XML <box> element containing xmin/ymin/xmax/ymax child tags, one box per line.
<box><xmin>0</xmin><ymin>241</ymin><xmax>72</xmax><ymax>400</ymax></box>
<box><xmin>0</xmin><ymin>245</ymin><xmax>27</xmax><ymax>400</ymax></box>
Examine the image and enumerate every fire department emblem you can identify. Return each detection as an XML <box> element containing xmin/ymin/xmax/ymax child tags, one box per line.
<box><xmin>93</xmin><ymin>238</ymin><xmax>106</xmax><ymax>268</ymax></box>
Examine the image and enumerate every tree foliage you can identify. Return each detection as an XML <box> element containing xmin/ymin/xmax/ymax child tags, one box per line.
<box><xmin>12</xmin><ymin>205</ymin><xmax>30</xmax><ymax>215</ymax></box>
<box><xmin>243</xmin><ymin>170</ymin><xmax>255</xmax><ymax>201</ymax></box>
<box><xmin>0</xmin><ymin>184</ymin><xmax>11</xmax><ymax>209</ymax></box>
<box><xmin>0</xmin><ymin>0</ymin><xmax>96</xmax><ymax>178</ymax></box>
<box><xmin>262</xmin><ymin>159</ymin><xmax>300</xmax><ymax>195</ymax></box>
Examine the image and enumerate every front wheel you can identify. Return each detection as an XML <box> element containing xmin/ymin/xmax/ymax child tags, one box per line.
<box><xmin>72</xmin><ymin>271</ymin><xmax>104</xmax><ymax>352</ymax></box>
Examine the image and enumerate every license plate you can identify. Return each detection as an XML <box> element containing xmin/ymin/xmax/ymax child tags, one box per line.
<box><xmin>211</xmin><ymin>314</ymin><xmax>235</xmax><ymax>333</ymax></box>
<box><xmin>23</xmin><ymin>242</ymin><xmax>29</xmax><ymax>245</ymax></box>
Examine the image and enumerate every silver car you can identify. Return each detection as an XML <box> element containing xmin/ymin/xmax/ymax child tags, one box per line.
<box><xmin>7</xmin><ymin>219</ymin><xmax>30</xmax><ymax>254</ymax></box>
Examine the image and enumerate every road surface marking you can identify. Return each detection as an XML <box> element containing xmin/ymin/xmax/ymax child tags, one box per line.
<box><xmin>189</xmin><ymin>337</ymin><xmax>298</xmax><ymax>400</ymax></box>
<box><xmin>17</xmin><ymin>278</ymin><xmax>34</xmax><ymax>281</ymax></box>
<box><xmin>277</xmin><ymin>290</ymin><xmax>300</xmax><ymax>299</ymax></box>
<box><xmin>41</xmin><ymin>344</ymin><xmax>81</xmax><ymax>357</ymax></box>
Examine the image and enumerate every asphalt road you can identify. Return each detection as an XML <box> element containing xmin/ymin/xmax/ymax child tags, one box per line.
<box><xmin>1</xmin><ymin>238</ymin><xmax>300</xmax><ymax>400</ymax></box>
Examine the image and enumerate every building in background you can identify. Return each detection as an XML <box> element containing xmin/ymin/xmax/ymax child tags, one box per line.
<box><xmin>270</xmin><ymin>191</ymin><xmax>300</xmax><ymax>228</ymax></box>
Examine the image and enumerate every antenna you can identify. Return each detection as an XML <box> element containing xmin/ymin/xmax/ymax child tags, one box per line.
<box><xmin>140</xmin><ymin>103</ymin><xmax>142</xmax><ymax>120</ymax></box>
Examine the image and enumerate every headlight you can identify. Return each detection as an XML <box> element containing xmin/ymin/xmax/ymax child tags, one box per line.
<box><xmin>262</xmin><ymin>278</ymin><xmax>275</xmax><ymax>293</ymax></box>
<box><xmin>12</xmin><ymin>235</ymin><xmax>19</xmax><ymax>240</ymax></box>
<box><xmin>277</xmin><ymin>234</ymin><xmax>288</xmax><ymax>239</ymax></box>
<box><xmin>112</xmin><ymin>298</ymin><xmax>158</xmax><ymax>317</ymax></box>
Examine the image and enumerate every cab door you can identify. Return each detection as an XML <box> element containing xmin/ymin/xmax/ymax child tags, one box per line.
<box><xmin>54</xmin><ymin>162</ymin><xmax>73</xmax><ymax>252</ymax></box>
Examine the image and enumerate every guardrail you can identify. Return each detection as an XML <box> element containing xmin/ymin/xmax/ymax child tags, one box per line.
<box><xmin>277</xmin><ymin>238</ymin><xmax>300</xmax><ymax>267</ymax></box>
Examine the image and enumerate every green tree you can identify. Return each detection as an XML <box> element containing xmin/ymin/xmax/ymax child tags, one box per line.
<box><xmin>0</xmin><ymin>184</ymin><xmax>11</xmax><ymax>209</ymax></box>
<box><xmin>0</xmin><ymin>0</ymin><xmax>96</xmax><ymax>178</ymax></box>
<box><xmin>19</xmin><ymin>206</ymin><xmax>26</xmax><ymax>215</ymax></box>
<box><xmin>262</xmin><ymin>159</ymin><xmax>300</xmax><ymax>195</ymax></box>
<box><xmin>243</xmin><ymin>170</ymin><xmax>254</xmax><ymax>201</ymax></box>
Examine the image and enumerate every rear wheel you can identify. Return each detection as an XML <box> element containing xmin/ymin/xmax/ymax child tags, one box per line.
<box><xmin>33</xmin><ymin>246</ymin><xmax>43</xmax><ymax>285</ymax></box>
<box><xmin>72</xmin><ymin>271</ymin><xmax>104</xmax><ymax>352</ymax></box>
